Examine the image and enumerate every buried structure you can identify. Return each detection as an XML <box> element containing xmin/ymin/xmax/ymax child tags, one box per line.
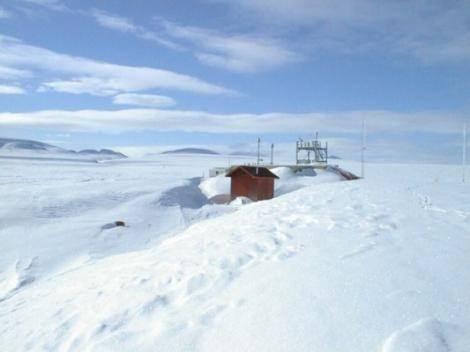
<box><xmin>226</xmin><ymin>166</ymin><xmax>279</xmax><ymax>202</ymax></box>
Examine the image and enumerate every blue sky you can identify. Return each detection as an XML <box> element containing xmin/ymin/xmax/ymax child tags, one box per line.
<box><xmin>0</xmin><ymin>0</ymin><xmax>469</xmax><ymax>162</ymax></box>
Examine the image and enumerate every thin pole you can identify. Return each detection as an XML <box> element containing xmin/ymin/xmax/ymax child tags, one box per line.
<box><xmin>463</xmin><ymin>122</ymin><xmax>467</xmax><ymax>183</ymax></box>
<box><xmin>257</xmin><ymin>137</ymin><xmax>261</xmax><ymax>166</ymax></box>
<box><xmin>296</xmin><ymin>140</ymin><xmax>298</xmax><ymax>165</ymax></box>
<box><xmin>361</xmin><ymin>118</ymin><xmax>366</xmax><ymax>179</ymax></box>
<box><xmin>326</xmin><ymin>141</ymin><xmax>328</xmax><ymax>163</ymax></box>
<box><xmin>270</xmin><ymin>143</ymin><xmax>274</xmax><ymax>165</ymax></box>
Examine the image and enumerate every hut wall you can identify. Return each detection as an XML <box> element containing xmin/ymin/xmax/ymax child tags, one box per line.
<box><xmin>231</xmin><ymin>174</ymin><xmax>253</xmax><ymax>200</ymax></box>
<box><xmin>256</xmin><ymin>178</ymin><xmax>275</xmax><ymax>200</ymax></box>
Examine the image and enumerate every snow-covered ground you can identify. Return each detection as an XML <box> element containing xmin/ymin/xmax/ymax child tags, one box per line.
<box><xmin>1</xmin><ymin>155</ymin><xmax>469</xmax><ymax>351</ymax></box>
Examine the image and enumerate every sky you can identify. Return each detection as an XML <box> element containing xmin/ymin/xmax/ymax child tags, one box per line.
<box><xmin>0</xmin><ymin>0</ymin><xmax>469</xmax><ymax>162</ymax></box>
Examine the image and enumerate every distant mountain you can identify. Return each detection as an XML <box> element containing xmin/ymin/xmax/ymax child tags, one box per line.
<box><xmin>162</xmin><ymin>148</ymin><xmax>219</xmax><ymax>155</ymax></box>
<box><xmin>77</xmin><ymin>149</ymin><xmax>127</xmax><ymax>159</ymax></box>
<box><xmin>0</xmin><ymin>137</ymin><xmax>127</xmax><ymax>160</ymax></box>
<box><xmin>329</xmin><ymin>155</ymin><xmax>342</xmax><ymax>160</ymax></box>
<box><xmin>0</xmin><ymin>138</ymin><xmax>66</xmax><ymax>152</ymax></box>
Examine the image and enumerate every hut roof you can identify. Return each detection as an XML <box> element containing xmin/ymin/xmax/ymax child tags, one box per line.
<box><xmin>226</xmin><ymin>166</ymin><xmax>279</xmax><ymax>179</ymax></box>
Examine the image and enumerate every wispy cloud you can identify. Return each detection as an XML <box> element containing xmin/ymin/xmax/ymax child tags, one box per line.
<box><xmin>213</xmin><ymin>0</ymin><xmax>470</xmax><ymax>63</ymax></box>
<box><xmin>0</xmin><ymin>35</ymin><xmax>234</xmax><ymax>96</ymax></box>
<box><xmin>0</xmin><ymin>108</ymin><xmax>466</xmax><ymax>135</ymax></box>
<box><xmin>0</xmin><ymin>65</ymin><xmax>31</xmax><ymax>79</ymax></box>
<box><xmin>90</xmin><ymin>9</ymin><xmax>181</xmax><ymax>50</ymax></box>
<box><xmin>0</xmin><ymin>84</ymin><xmax>25</xmax><ymax>94</ymax></box>
<box><xmin>113</xmin><ymin>93</ymin><xmax>176</xmax><ymax>108</ymax></box>
<box><xmin>91</xmin><ymin>9</ymin><xmax>136</xmax><ymax>32</ymax></box>
<box><xmin>160</xmin><ymin>20</ymin><xmax>300</xmax><ymax>73</ymax></box>
<box><xmin>0</xmin><ymin>6</ymin><xmax>13</xmax><ymax>19</ymax></box>
<box><xmin>91</xmin><ymin>9</ymin><xmax>299</xmax><ymax>73</ymax></box>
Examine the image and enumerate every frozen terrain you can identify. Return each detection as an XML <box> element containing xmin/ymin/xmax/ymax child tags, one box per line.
<box><xmin>0</xmin><ymin>154</ymin><xmax>469</xmax><ymax>351</ymax></box>
<box><xmin>0</xmin><ymin>138</ymin><xmax>127</xmax><ymax>162</ymax></box>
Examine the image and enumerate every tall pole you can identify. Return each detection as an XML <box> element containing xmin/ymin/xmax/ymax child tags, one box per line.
<box><xmin>326</xmin><ymin>141</ymin><xmax>328</xmax><ymax>163</ymax></box>
<box><xmin>296</xmin><ymin>140</ymin><xmax>298</xmax><ymax>165</ymax></box>
<box><xmin>463</xmin><ymin>122</ymin><xmax>467</xmax><ymax>183</ymax></box>
<box><xmin>257</xmin><ymin>137</ymin><xmax>261</xmax><ymax>166</ymax></box>
<box><xmin>270</xmin><ymin>143</ymin><xmax>274</xmax><ymax>165</ymax></box>
<box><xmin>361</xmin><ymin>118</ymin><xmax>366</xmax><ymax>179</ymax></box>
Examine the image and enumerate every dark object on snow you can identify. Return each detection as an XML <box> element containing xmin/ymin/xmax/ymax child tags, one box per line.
<box><xmin>209</xmin><ymin>194</ymin><xmax>231</xmax><ymax>205</ymax></box>
<box><xmin>226</xmin><ymin>166</ymin><xmax>279</xmax><ymax>202</ymax></box>
<box><xmin>327</xmin><ymin>165</ymin><xmax>360</xmax><ymax>180</ymax></box>
<box><xmin>101</xmin><ymin>221</ymin><xmax>127</xmax><ymax>230</ymax></box>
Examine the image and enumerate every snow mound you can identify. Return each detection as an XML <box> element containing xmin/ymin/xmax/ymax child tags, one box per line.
<box><xmin>272</xmin><ymin>167</ymin><xmax>343</xmax><ymax>196</ymax></box>
<box><xmin>0</xmin><ymin>258</ymin><xmax>38</xmax><ymax>302</ymax></box>
<box><xmin>230</xmin><ymin>196</ymin><xmax>252</xmax><ymax>205</ymax></box>
<box><xmin>199</xmin><ymin>175</ymin><xmax>230</xmax><ymax>199</ymax></box>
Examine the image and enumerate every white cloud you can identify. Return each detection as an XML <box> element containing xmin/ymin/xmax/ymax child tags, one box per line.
<box><xmin>160</xmin><ymin>20</ymin><xmax>300</xmax><ymax>73</ymax></box>
<box><xmin>0</xmin><ymin>35</ymin><xmax>234</xmax><ymax>96</ymax></box>
<box><xmin>0</xmin><ymin>84</ymin><xmax>25</xmax><ymax>94</ymax></box>
<box><xmin>0</xmin><ymin>65</ymin><xmax>32</xmax><ymax>79</ymax></box>
<box><xmin>91</xmin><ymin>9</ymin><xmax>181</xmax><ymax>50</ymax></box>
<box><xmin>212</xmin><ymin>0</ymin><xmax>470</xmax><ymax>63</ymax></box>
<box><xmin>38</xmin><ymin>77</ymin><xmax>121</xmax><ymax>96</ymax></box>
<box><xmin>90</xmin><ymin>9</ymin><xmax>298</xmax><ymax>72</ymax></box>
<box><xmin>113</xmin><ymin>93</ymin><xmax>176</xmax><ymax>108</ymax></box>
<box><xmin>91</xmin><ymin>9</ymin><xmax>136</xmax><ymax>33</ymax></box>
<box><xmin>0</xmin><ymin>108</ymin><xmax>465</xmax><ymax>135</ymax></box>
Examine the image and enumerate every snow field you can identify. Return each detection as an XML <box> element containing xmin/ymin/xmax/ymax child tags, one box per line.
<box><xmin>0</xmin><ymin>156</ymin><xmax>469</xmax><ymax>351</ymax></box>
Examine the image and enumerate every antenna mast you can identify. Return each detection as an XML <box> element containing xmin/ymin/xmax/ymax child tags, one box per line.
<box><xmin>463</xmin><ymin>122</ymin><xmax>467</xmax><ymax>183</ymax></box>
<box><xmin>361</xmin><ymin>118</ymin><xmax>366</xmax><ymax>179</ymax></box>
<box><xmin>257</xmin><ymin>137</ymin><xmax>261</xmax><ymax>166</ymax></box>
<box><xmin>270</xmin><ymin>143</ymin><xmax>274</xmax><ymax>165</ymax></box>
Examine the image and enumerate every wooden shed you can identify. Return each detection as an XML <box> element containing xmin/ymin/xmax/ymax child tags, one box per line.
<box><xmin>226</xmin><ymin>166</ymin><xmax>279</xmax><ymax>201</ymax></box>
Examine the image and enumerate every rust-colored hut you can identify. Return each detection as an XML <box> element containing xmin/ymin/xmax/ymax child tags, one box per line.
<box><xmin>226</xmin><ymin>166</ymin><xmax>279</xmax><ymax>201</ymax></box>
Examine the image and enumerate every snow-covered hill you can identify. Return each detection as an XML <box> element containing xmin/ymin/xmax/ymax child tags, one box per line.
<box><xmin>0</xmin><ymin>137</ymin><xmax>65</xmax><ymax>152</ymax></box>
<box><xmin>0</xmin><ymin>155</ymin><xmax>469</xmax><ymax>351</ymax></box>
<box><xmin>0</xmin><ymin>137</ymin><xmax>127</xmax><ymax>161</ymax></box>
